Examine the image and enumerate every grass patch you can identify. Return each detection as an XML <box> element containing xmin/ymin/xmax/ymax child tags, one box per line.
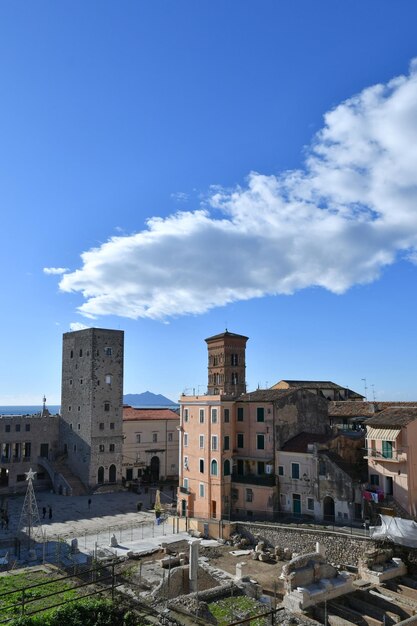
<box><xmin>0</xmin><ymin>569</ymin><xmax>80</xmax><ymax>620</ymax></box>
<box><xmin>208</xmin><ymin>596</ymin><xmax>269</xmax><ymax>626</ymax></box>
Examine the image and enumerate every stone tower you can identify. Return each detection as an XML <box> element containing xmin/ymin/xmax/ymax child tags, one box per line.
<box><xmin>205</xmin><ymin>330</ymin><xmax>248</xmax><ymax>396</ymax></box>
<box><xmin>60</xmin><ymin>328</ymin><xmax>124</xmax><ymax>489</ymax></box>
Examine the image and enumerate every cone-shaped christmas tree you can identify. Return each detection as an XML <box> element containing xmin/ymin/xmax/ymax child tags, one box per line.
<box><xmin>18</xmin><ymin>468</ymin><xmax>43</xmax><ymax>546</ymax></box>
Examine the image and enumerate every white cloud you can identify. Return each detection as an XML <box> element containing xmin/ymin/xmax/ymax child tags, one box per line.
<box><xmin>69</xmin><ymin>322</ymin><xmax>90</xmax><ymax>331</ymax></box>
<box><xmin>43</xmin><ymin>267</ymin><xmax>68</xmax><ymax>275</ymax></box>
<box><xmin>59</xmin><ymin>60</ymin><xmax>417</xmax><ymax>320</ymax></box>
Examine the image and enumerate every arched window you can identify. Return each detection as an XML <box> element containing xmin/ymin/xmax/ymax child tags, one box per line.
<box><xmin>224</xmin><ymin>459</ymin><xmax>231</xmax><ymax>476</ymax></box>
<box><xmin>97</xmin><ymin>466</ymin><xmax>104</xmax><ymax>484</ymax></box>
<box><xmin>211</xmin><ymin>459</ymin><xmax>218</xmax><ymax>476</ymax></box>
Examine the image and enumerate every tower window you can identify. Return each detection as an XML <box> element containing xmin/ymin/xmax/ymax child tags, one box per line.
<box><xmin>109</xmin><ymin>444</ymin><xmax>115</xmax><ymax>452</ymax></box>
<box><xmin>79</xmin><ymin>349</ymin><xmax>82</xmax><ymax>357</ymax></box>
<box><xmin>70</xmin><ymin>350</ymin><xmax>73</xmax><ymax>358</ymax></box>
<box><xmin>104</xmin><ymin>402</ymin><xmax>110</xmax><ymax>412</ymax></box>
<box><xmin>104</xmin><ymin>347</ymin><xmax>112</xmax><ymax>356</ymax></box>
<box><xmin>99</xmin><ymin>423</ymin><xmax>104</xmax><ymax>430</ymax></box>
<box><xmin>110</xmin><ymin>422</ymin><xmax>115</xmax><ymax>430</ymax></box>
<box><xmin>231</xmin><ymin>353</ymin><xmax>238</xmax><ymax>366</ymax></box>
<box><xmin>105</xmin><ymin>374</ymin><xmax>112</xmax><ymax>385</ymax></box>
<box><xmin>152</xmin><ymin>433</ymin><xmax>158</xmax><ymax>443</ymax></box>
<box><xmin>99</xmin><ymin>444</ymin><xmax>105</xmax><ymax>452</ymax></box>
<box><xmin>231</xmin><ymin>372</ymin><xmax>238</xmax><ymax>385</ymax></box>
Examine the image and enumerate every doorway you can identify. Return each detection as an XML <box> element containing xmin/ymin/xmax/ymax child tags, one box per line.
<box><xmin>97</xmin><ymin>466</ymin><xmax>104</xmax><ymax>484</ymax></box>
<box><xmin>109</xmin><ymin>464</ymin><xmax>116</xmax><ymax>483</ymax></box>
<box><xmin>150</xmin><ymin>456</ymin><xmax>160</xmax><ymax>482</ymax></box>
<box><xmin>0</xmin><ymin>468</ymin><xmax>8</xmax><ymax>487</ymax></box>
<box><xmin>292</xmin><ymin>493</ymin><xmax>301</xmax><ymax>515</ymax></box>
<box><xmin>323</xmin><ymin>496</ymin><xmax>335</xmax><ymax>521</ymax></box>
<box><xmin>385</xmin><ymin>476</ymin><xmax>393</xmax><ymax>496</ymax></box>
<box><xmin>211</xmin><ymin>500</ymin><xmax>217</xmax><ymax>519</ymax></box>
<box><xmin>40</xmin><ymin>443</ymin><xmax>49</xmax><ymax>458</ymax></box>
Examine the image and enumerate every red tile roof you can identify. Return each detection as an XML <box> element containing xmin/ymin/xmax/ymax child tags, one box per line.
<box><xmin>123</xmin><ymin>406</ymin><xmax>179</xmax><ymax>421</ymax></box>
<box><xmin>281</xmin><ymin>432</ymin><xmax>333</xmax><ymax>453</ymax></box>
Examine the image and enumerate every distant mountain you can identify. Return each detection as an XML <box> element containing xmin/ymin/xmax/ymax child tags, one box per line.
<box><xmin>123</xmin><ymin>391</ymin><xmax>177</xmax><ymax>407</ymax></box>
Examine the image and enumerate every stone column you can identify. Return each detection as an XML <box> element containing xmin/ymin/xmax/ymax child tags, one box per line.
<box><xmin>189</xmin><ymin>538</ymin><xmax>201</xmax><ymax>593</ymax></box>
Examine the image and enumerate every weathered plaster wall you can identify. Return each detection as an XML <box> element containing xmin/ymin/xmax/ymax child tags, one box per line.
<box><xmin>274</xmin><ymin>391</ymin><xmax>329</xmax><ymax>449</ymax></box>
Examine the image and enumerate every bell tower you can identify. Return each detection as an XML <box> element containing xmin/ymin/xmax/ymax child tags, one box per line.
<box><xmin>205</xmin><ymin>330</ymin><xmax>248</xmax><ymax>396</ymax></box>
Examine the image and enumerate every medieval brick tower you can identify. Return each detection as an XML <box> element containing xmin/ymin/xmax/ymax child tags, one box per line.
<box><xmin>60</xmin><ymin>328</ymin><xmax>124</xmax><ymax>488</ymax></box>
<box><xmin>205</xmin><ymin>330</ymin><xmax>248</xmax><ymax>396</ymax></box>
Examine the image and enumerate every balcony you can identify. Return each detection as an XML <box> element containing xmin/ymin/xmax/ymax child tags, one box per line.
<box><xmin>179</xmin><ymin>486</ymin><xmax>191</xmax><ymax>495</ymax></box>
<box><xmin>231</xmin><ymin>472</ymin><xmax>276</xmax><ymax>487</ymax></box>
<box><xmin>365</xmin><ymin>448</ymin><xmax>407</xmax><ymax>462</ymax></box>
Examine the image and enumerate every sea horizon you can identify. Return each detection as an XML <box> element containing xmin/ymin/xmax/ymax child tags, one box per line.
<box><xmin>0</xmin><ymin>405</ymin><xmax>61</xmax><ymax>415</ymax></box>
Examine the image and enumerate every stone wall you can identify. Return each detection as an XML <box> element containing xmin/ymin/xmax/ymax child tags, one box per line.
<box><xmin>237</xmin><ymin>522</ymin><xmax>373</xmax><ymax>566</ymax></box>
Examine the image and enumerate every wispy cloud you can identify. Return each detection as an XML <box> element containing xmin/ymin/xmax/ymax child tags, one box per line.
<box><xmin>171</xmin><ymin>191</ymin><xmax>189</xmax><ymax>203</ymax></box>
<box><xmin>59</xmin><ymin>60</ymin><xmax>417</xmax><ymax>320</ymax></box>
<box><xmin>43</xmin><ymin>267</ymin><xmax>68</xmax><ymax>275</ymax></box>
<box><xmin>69</xmin><ymin>322</ymin><xmax>90</xmax><ymax>331</ymax></box>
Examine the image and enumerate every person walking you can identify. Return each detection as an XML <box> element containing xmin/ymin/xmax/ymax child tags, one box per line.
<box><xmin>88</xmin><ymin>498</ymin><xmax>91</xmax><ymax>510</ymax></box>
<box><xmin>42</xmin><ymin>507</ymin><xmax>46</xmax><ymax>519</ymax></box>
<box><xmin>48</xmin><ymin>506</ymin><xmax>52</xmax><ymax>520</ymax></box>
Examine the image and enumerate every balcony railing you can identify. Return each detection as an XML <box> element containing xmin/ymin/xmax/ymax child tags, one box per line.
<box><xmin>231</xmin><ymin>472</ymin><xmax>276</xmax><ymax>486</ymax></box>
<box><xmin>179</xmin><ymin>486</ymin><xmax>191</xmax><ymax>495</ymax></box>
<box><xmin>364</xmin><ymin>448</ymin><xmax>407</xmax><ymax>462</ymax></box>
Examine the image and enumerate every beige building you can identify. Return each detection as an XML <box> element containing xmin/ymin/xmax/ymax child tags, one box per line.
<box><xmin>122</xmin><ymin>406</ymin><xmax>179</xmax><ymax>484</ymax></box>
<box><xmin>0</xmin><ymin>409</ymin><xmax>59</xmax><ymax>493</ymax></box>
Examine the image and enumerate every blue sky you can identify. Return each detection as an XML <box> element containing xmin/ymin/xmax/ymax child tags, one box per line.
<box><xmin>1</xmin><ymin>1</ymin><xmax>417</xmax><ymax>404</ymax></box>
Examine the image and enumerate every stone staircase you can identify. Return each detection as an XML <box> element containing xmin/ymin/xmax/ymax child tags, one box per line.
<box><xmin>378</xmin><ymin>496</ymin><xmax>412</xmax><ymax>520</ymax></box>
<box><xmin>37</xmin><ymin>456</ymin><xmax>88</xmax><ymax>496</ymax></box>
<box><xmin>52</xmin><ymin>460</ymin><xmax>89</xmax><ymax>496</ymax></box>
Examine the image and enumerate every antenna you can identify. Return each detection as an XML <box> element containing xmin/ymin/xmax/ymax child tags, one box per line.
<box><xmin>361</xmin><ymin>378</ymin><xmax>368</xmax><ymax>401</ymax></box>
<box><xmin>371</xmin><ymin>384</ymin><xmax>376</xmax><ymax>402</ymax></box>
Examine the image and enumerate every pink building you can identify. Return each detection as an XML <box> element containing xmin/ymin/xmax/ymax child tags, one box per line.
<box><xmin>365</xmin><ymin>406</ymin><xmax>417</xmax><ymax>516</ymax></box>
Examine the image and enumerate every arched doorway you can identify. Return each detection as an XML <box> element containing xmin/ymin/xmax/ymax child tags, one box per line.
<box><xmin>109</xmin><ymin>464</ymin><xmax>116</xmax><ymax>483</ymax></box>
<box><xmin>150</xmin><ymin>456</ymin><xmax>160</xmax><ymax>482</ymax></box>
<box><xmin>323</xmin><ymin>496</ymin><xmax>335</xmax><ymax>521</ymax></box>
<box><xmin>97</xmin><ymin>466</ymin><xmax>104</xmax><ymax>484</ymax></box>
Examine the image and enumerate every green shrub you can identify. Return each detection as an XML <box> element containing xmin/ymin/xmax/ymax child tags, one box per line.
<box><xmin>7</xmin><ymin>598</ymin><xmax>138</xmax><ymax>626</ymax></box>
